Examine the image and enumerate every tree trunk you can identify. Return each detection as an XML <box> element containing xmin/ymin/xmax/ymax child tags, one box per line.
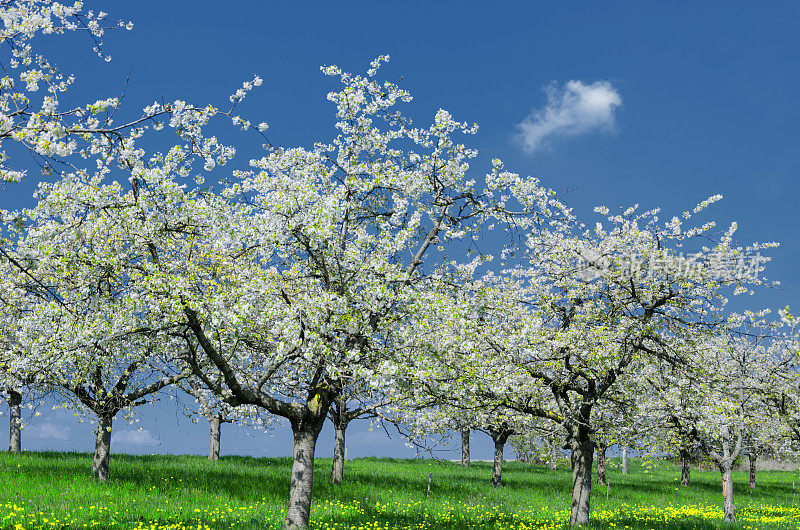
<box><xmin>569</xmin><ymin>430</ymin><xmax>594</xmax><ymax>526</ymax></box>
<box><xmin>460</xmin><ymin>428</ymin><xmax>470</xmax><ymax>467</ymax></box>
<box><xmin>285</xmin><ymin>413</ymin><xmax>326</xmax><ymax>529</ymax></box>
<box><xmin>491</xmin><ymin>436</ymin><xmax>505</xmax><ymax>487</ymax></box>
<box><xmin>720</xmin><ymin>462</ymin><xmax>736</xmax><ymax>522</ymax></box>
<box><xmin>596</xmin><ymin>443</ymin><xmax>607</xmax><ymax>486</ymax></box>
<box><xmin>712</xmin><ymin>437</ymin><xmax>737</xmax><ymax>523</ymax></box>
<box><xmin>550</xmin><ymin>435</ymin><xmax>559</xmax><ymax>470</ymax></box>
<box><xmin>330</xmin><ymin>419</ymin><xmax>347</xmax><ymax>485</ymax></box>
<box><xmin>92</xmin><ymin>413</ymin><xmax>114</xmax><ymax>482</ymax></box>
<box><xmin>621</xmin><ymin>446</ymin><xmax>627</xmax><ymax>474</ymax></box>
<box><xmin>7</xmin><ymin>389</ymin><xmax>21</xmax><ymax>454</ymax></box>
<box><xmin>748</xmin><ymin>452</ymin><xmax>756</xmax><ymax>489</ymax></box>
<box><xmin>208</xmin><ymin>415</ymin><xmax>222</xmax><ymax>461</ymax></box>
<box><xmin>680</xmin><ymin>448</ymin><xmax>691</xmax><ymax>487</ymax></box>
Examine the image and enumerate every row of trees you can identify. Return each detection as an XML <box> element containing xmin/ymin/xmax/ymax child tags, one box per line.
<box><xmin>1</xmin><ymin>2</ymin><xmax>799</xmax><ymax>528</ymax></box>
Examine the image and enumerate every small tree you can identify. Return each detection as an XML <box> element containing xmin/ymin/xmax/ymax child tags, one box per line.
<box><xmin>642</xmin><ymin>325</ymin><xmax>787</xmax><ymax>522</ymax></box>
<box><xmin>177</xmin><ymin>378</ymin><xmax>268</xmax><ymax>461</ymax></box>
<box><xmin>326</xmin><ymin>380</ymin><xmax>394</xmax><ymax>485</ymax></box>
<box><xmin>509</xmin><ymin>424</ymin><xmax>565</xmax><ymax>469</ymax></box>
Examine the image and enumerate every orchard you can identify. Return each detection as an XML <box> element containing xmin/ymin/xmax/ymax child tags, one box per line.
<box><xmin>1</xmin><ymin>2</ymin><xmax>799</xmax><ymax>529</ymax></box>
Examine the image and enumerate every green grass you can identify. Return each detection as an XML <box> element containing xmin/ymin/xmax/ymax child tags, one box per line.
<box><xmin>2</xmin><ymin>452</ymin><xmax>799</xmax><ymax>529</ymax></box>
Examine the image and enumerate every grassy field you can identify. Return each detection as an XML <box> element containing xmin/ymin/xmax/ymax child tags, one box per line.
<box><xmin>2</xmin><ymin>452</ymin><xmax>800</xmax><ymax>529</ymax></box>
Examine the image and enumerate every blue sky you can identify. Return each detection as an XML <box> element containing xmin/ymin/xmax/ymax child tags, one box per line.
<box><xmin>2</xmin><ymin>1</ymin><xmax>799</xmax><ymax>459</ymax></box>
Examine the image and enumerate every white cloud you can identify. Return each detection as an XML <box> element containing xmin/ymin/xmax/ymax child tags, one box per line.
<box><xmin>516</xmin><ymin>80</ymin><xmax>622</xmax><ymax>153</ymax></box>
<box><xmin>25</xmin><ymin>422</ymin><xmax>70</xmax><ymax>441</ymax></box>
<box><xmin>111</xmin><ymin>428</ymin><xmax>159</xmax><ymax>446</ymax></box>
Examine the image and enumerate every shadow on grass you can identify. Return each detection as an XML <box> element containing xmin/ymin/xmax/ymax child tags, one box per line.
<box><xmin>579</xmin><ymin>519</ymin><xmax>719</xmax><ymax>530</ymax></box>
<box><xmin>4</xmin><ymin>452</ymin><xmax>616</xmax><ymax>506</ymax></box>
<box><xmin>4</xmin><ymin>452</ymin><xmax>795</xmax><ymax>530</ymax></box>
<box><xmin>614</xmin><ymin>474</ymin><xmax>794</xmax><ymax>499</ymax></box>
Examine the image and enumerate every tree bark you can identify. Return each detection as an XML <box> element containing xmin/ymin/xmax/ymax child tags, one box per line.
<box><xmin>621</xmin><ymin>446</ymin><xmax>627</xmax><ymax>474</ymax></box>
<box><xmin>569</xmin><ymin>429</ymin><xmax>594</xmax><ymax>526</ymax></box>
<box><xmin>748</xmin><ymin>452</ymin><xmax>756</xmax><ymax>489</ymax></box>
<box><xmin>720</xmin><ymin>463</ymin><xmax>735</xmax><ymax>522</ymax></box>
<box><xmin>680</xmin><ymin>448</ymin><xmax>691</xmax><ymax>487</ymax></box>
<box><xmin>491</xmin><ymin>436</ymin><xmax>505</xmax><ymax>487</ymax></box>
<box><xmin>7</xmin><ymin>389</ymin><xmax>21</xmax><ymax>454</ymax></box>
<box><xmin>460</xmin><ymin>428</ymin><xmax>470</xmax><ymax>467</ymax></box>
<box><xmin>330</xmin><ymin>419</ymin><xmax>347</xmax><ymax>485</ymax></box>
<box><xmin>596</xmin><ymin>442</ymin><xmax>607</xmax><ymax>486</ymax></box>
<box><xmin>488</xmin><ymin>426</ymin><xmax>512</xmax><ymax>487</ymax></box>
<box><xmin>92</xmin><ymin>413</ymin><xmax>114</xmax><ymax>482</ymax></box>
<box><xmin>285</xmin><ymin>412</ymin><xmax>326</xmax><ymax>529</ymax></box>
<box><xmin>208</xmin><ymin>414</ymin><xmax>222</xmax><ymax>461</ymax></box>
<box><xmin>706</xmin><ymin>434</ymin><xmax>742</xmax><ymax>523</ymax></box>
